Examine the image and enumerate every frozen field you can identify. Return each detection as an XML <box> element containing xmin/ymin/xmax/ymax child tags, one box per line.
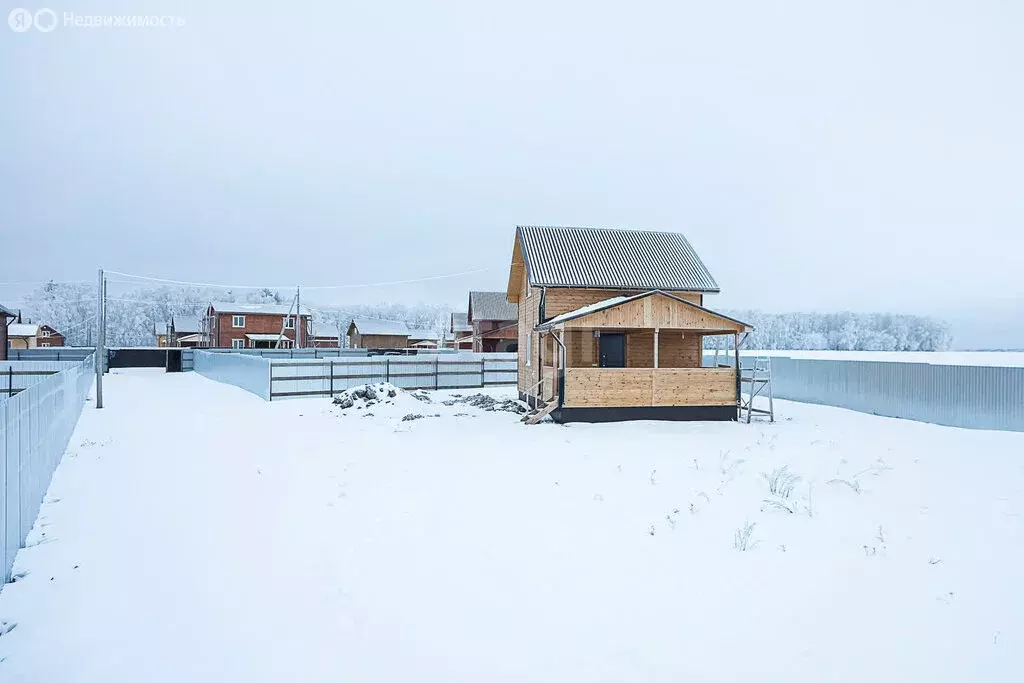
<box><xmin>0</xmin><ymin>369</ymin><xmax>1022</xmax><ymax>682</ymax></box>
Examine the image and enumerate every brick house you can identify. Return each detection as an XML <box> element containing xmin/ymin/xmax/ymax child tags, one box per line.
<box><xmin>204</xmin><ymin>301</ymin><xmax>312</xmax><ymax>349</ymax></box>
<box><xmin>449</xmin><ymin>312</ymin><xmax>472</xmax><ymax>349</ymax></box>
<box><xmin>6</xmin><ymin>322</ymin><xmax>66</xmax><ymax>349</ymax></box>
<box><xmin>467</xmin><ymin>291</ymin><xmax>518</xmax><ymax>352</ymax></box>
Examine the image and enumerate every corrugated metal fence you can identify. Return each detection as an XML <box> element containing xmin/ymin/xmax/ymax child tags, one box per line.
<box><xmin>1</xmin><ymin>354</ymin><xmax>94</xmax><ymax>582</ymax></box>
<box><xmin>194</xmin><ymin>351</ymin><xmax>517</xmax><ymax>400</ymax></box>
<box><xmin>1</xmin><ymin>362</ymin><xmax>66</xmax><ymax>398</ymax></box>
<box><xmin>766</xmin><ymin>356</ymin><xmax>1024</xmax><ymax>432</ymax></box>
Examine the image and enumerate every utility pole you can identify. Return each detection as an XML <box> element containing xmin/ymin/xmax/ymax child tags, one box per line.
<box><xmin>95</xmin><ymin>268</ymin><xmax>104</xmax><ymax>408</ymax></box>
<box><xmin>295</xmin><ymin>285</ymin><xmax>301</xmax><ymax>349</ymax></box>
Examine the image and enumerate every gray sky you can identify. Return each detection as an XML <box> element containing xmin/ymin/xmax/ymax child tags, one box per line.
<box><xmin>2</xmin><ymin>1</ymin><xmax>1022</xmax><ymax>346</ymax></box>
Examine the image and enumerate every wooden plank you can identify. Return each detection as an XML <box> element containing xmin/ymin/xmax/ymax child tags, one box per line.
<box><xmin>563</xmin><ymin>368</ymin><xmax>737</xmax><ymax>407</ymax></box>
<box><xmin>545</xmin><ymin>288</ymin><xmax>702</xmax><ymax>317</ymax></box>
<box><xmin>557</xmin><ymin>292</ymin><xmax>744</xmax><ymax>332</ymax></box>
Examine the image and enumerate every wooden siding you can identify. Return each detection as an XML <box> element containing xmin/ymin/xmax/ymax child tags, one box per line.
<box><xmin>565</xmin><ymin>329</ymin><xmax>703</xmax><ymax>368</ymax></box>
<box><xmin>563</xmin><ymin>368</ymin><xmax>737</xmax><ymax>407</ymax></box>
<box><xmin>545</xmin><ymin>288</ymin><xmax>702</xmax><ymax>318</ymax></box>
<box><xmin>352</xmin><ymin>333</ymin><xmax>408</xmax><ymax>349</ymax></box>
<box><xmin>516</xmin><ymin>261</ymin><xmax>541</xmax><ymax>395</ymax></box>
<box><xmin>559</xmin><ymin>292</ymin><xmax>744</xmax><ymax>332</ymax></box>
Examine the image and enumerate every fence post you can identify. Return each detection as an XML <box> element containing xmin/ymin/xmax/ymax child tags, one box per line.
<box><xmin>435</xmin><ymin>357</ymin><xmax>439</xmax><ymax>390</ymax></box>
<box><xmin>7</xmin><ymin>367</ymin><xmax>11</xmax><ymax>398</ymax></box>
<box><xmin>329</xmin><ymin>360</ymin><xmax>334</xmax><ymax>397</ymax></box>
<box><xmin>385</xmin><ymin>358</ymin><xmax>390</xmax><ymax>383</ymax></box>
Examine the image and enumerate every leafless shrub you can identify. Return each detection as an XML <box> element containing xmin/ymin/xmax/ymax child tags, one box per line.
<box><xmin>734</xmin><ymin>521</ymin><xmax>758</xmax><ymax>551</ymax></box>
<box><xmin>761</xmin><ymin>499</ymin><xmax>794</xmax><ymax>514</ymax></box>
<box><xmin>763</xmin><ymin>465</ymin><xmax>800</xmax><ymax>499</ymax></box>
<box><xmin>649</xmin><ymin>469</ymin><xmax>657</xmax><ymax>485</ymax></box>
<box><xmin>827</xmin><ymin>478</ymin><xmax>861</xmax><ymax>494</ymax></box>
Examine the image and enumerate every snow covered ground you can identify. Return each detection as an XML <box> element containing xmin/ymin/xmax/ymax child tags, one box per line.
<box><xmin>1</xmin><ymin>369</ymin><xmax>1022</xmax><ymax>682</ymax></box>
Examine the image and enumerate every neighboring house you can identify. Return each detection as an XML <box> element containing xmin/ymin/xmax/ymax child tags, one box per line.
<box><xmin>204</xmin><ymin>301</ymin><xmax>312</xmax><ymax>349</ymax></box>
<box><xmin>346</xmin><ymin>318</ymin><xmax>410</xmax><ymax>349</ymax></box>
<box><xmin>37</xmin><ymin>325</ymin><xmax>65</xmax><ymax>347</ymax></box>
<box><xmin>0</xmin><ymin>305</ymin><xmax>16</xmax><ymax>360</ymax></box>
<box><xmin>467</xmin><ymin>291</ymin><xmax>518</xmax><ymax>352</ymax></box>
<box><xmin>155</xmin><ymin>317</ymin><xmax>203</xmax><ymax>347</ymax></box>
<box><xmin>309</xmin><ymin>325</ymin><xmax>341</xmax><ymax>348</ymax></box>
<box><xmin>449</xmin><ymin>312</ymin><xmax>472</xmax><ymax>350</ymax></box>
<box><xmin>407</xmin><ymin>328</ymin><xmax>442</xmax><ymax>349</ymax></box>
<box><xmin>6</xmin><ymin>322</ymin><xmax>64</xmax><ymax>349</ymax></box>
<box><xmin>507</xmin><ymin>225</ymin><xmax>752</xmax><ymax>423</ymax></box>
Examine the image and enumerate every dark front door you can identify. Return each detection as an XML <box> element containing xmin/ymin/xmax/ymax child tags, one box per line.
<box><xmin>599</xmin><ymin>333</ymin><xmax>625</xmax><ymax>368</ymax></box>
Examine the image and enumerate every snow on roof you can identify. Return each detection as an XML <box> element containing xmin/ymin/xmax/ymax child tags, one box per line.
<box><xmin>451</xmin><ymin>312</ymin><xmax>471</xmax><ymax>333</ymax></box>
<box><xmin>535</xmin><ymin>290</ymin><xmax>752</xmax><ymax>331</ymax></box>
<box><xmin>469</xmin><ymin>291</ymin><xmax>518</xmax><ymax>322</ymax></box>
<box><xmin>348</xmin><ymin>318</ymin><xmax>410</xmax><ymax>337</ymax></box>
<box><xmin>407</xmin><ymin>327</ymin><xmax>441</xmax><ymax>342</ymax></box>
<box><xmin>7</xmin><ymin>323</ymin><xmax>40</xmax><ymax>337</ymax></box>
<box><xmin>160</xmin><ymin>319</ymin><xmax>202</xmax><ymax>335</ymax></box>
<box><xmin>210</xmin><ymin>301</ymin><xmax>311</xmax><ymax>316</ymax></box>
<box><xmin>0</xmin><ymin>304</ymin><xmax>16</xmax><ymax>318</ymax></box>
<box><xmin>516</xmin><ymin>225</ymin><xmax>720</xmax><ymax>292</ymax></box>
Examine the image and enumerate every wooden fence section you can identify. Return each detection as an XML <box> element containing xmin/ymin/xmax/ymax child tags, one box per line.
<box><xmin>268</xmin><ymin>354</ymin><xmax>517</xmax><ymax>400</ymax></box>
<box><xmin>562</xmin><ymin>367</ymin><xmax>736</xmax><ymax>408</ymax></box>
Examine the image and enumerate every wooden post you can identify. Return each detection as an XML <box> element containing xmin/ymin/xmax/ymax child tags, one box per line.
<box><xmin>654</xmin><ymin>327</ymin><xmax>659</xmax><ymax>369</ymax></box>
<box><xmin>734</xmin><ymin>332</ymin><xmax>741</xmax><ymax>413</ymax></box>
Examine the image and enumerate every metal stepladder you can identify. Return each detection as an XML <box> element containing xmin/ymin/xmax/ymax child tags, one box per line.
<box><xmin>739</xmin><ymin>356</ymin><xmax>775</xmax><ymax>423</ymax></box>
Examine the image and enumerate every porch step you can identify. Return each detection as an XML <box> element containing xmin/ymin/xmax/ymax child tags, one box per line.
<box><xmin>523</xmin><ymin>401</ymin><xmax>558</xmax><ymax>425</ymax></box>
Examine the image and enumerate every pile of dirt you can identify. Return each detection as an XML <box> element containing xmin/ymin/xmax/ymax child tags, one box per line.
<box><xmin>332</xmin><ymin>383</ymin><xmax>400</xmax><ymax>410</ymax></box>
<box><xmin>441</xmin><ymin>393</ymin><xmax>528</xmax><ymax>414</ymax></box>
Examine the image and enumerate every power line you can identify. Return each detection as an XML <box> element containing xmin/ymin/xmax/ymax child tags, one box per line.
<box><xmin>103</xmin><ymin>267</ymin><xmax>491</xmax><ymax>290</ymax></box>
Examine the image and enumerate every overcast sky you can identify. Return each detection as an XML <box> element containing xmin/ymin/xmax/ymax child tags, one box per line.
<box><xmin>2</xmin><ymin>1</ymin><xmax>1022</xmax><ymax>346</ymax></box>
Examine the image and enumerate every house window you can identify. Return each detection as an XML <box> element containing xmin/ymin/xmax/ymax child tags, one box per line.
<box><xmin>40</xmin><ymin>342</ymin><xmax>50</xmax><ymax>348</ymax></box>
<box><xmin>526</xmin><ymin>334</ymin><xmax>532</xmax><ymax>366</ymax></box>
<box><xmin>41</xmin><ymin>329</ymin><xmax>50</xmax><ymax>337</ymax></box>
<box><xmin>232</xmin><ymin>315</ymin><xmax>245</xmax><ymax>328</ymax></box>
<box><xmin>231</xmin><ymin>339</ymin><xmax>245</xmax><ymax>349</ymax></box>
<box><xmin>283</xmin><ymin>316</ymin><xmax>294</xmax><ymax>329</ymax></box>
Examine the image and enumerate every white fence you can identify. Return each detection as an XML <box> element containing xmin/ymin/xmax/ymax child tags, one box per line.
<box><xmin>1</xmin><ymin>355</ymin><xmax>94</xmax><ymax>583</ymax></box>
<box><xmin>193</xmin><ymin>351</ymin><xmax>271</xmax><ymax>400</ymax></box>
<box><xmin>1</xmin><ymin>362</ymin><xmax>66</xmax><ymax>398</ymax></box>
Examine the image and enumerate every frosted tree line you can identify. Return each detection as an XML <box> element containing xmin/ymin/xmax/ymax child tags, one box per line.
<box><xmin>19</xmin><ymin>281</ymin><xmax>951</xmax><ymax>351</ymax></box>
<box><xmin>19</xmin><ymin>281</ymin><xmax>451</xmax><ymax>347</ymax></box>
<box><xmin>706</xmin><ymin>310</ymin><xmax>953</xmax><ymax>351</ymax></box>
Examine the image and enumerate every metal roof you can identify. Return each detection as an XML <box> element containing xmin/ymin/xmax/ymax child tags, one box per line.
<box><xmin>468</xmin><ymin>291</ymin><xmax>518</xmax><ymax>321</ymax></box>
<box><xmin>407</xmin><ymin>327</ymin><xmax>441</xmax><ymax>342</ymax></box>
<box><xmin>245</xmin><ymin>333</ymin><xmax>287</xmax><ymax>341</ymax></box>
<box><xmin>0</xmin><ymin>304</ymin><xmax>16</xmax><ymax>318</ymax></box>
<box><xmin>516</xmin><ymin>225</ymin><xmax>720</xmax><ymax>292</ymax></box>
<box><xmin>209</xmin><ymin>301</ymin><xmax>312</xmax><ymax>316</ymax></box>
<box><xmin>348</xmin><ymin>318</ymin><xmax>410</xmax><ymax>337</ymax></box>
<box><xmin>450</xmin><ymin>312</ymin><xmax>471</xmax><ymax>333</ymax></box>
<box><xmin>160</xmin><ymin>318</ymin><xmax>203</xmax><ymax>335</ymax></box>
<box><xmin>534</xmin><ymin>290</ymin><xmax>751</xmax><ymax>331</ymax></box>
<box><xmin>7</xmin><ymin>323</ymin><xmax>40</xmax><ymax>337</ymax></box>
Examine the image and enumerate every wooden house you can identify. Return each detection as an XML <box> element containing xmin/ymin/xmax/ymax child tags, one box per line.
<box><xmin>507</xmin><ymin>225</ymin><xmax>752</xmax><ymax>423</ymax></box>
<box><xmin>155</xmin><ymin>317</ymin><xmax>203</xmax><ymax>347</ymax></box>
<box><xmin>467</xmin><ymin>291</ymin><xmax>518</xmax><ymax>352</ymax></box>
<box><xmin>346</xmin><ymin>318</ymin><xmax>410</xmax><ymax>349</ymax></box>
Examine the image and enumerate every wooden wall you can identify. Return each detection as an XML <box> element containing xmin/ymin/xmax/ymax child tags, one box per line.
<box><xmin>564</xmin><ymin>329</ymin><xmax>703</xmax><ymax>368</ymax></box>
<box><xmin>352</xmin><ymin>333</ymin><xmax>409</xmax><ymax>349</ymax></box>
<box><xmin>545</xmin><ymin>288</ymin><xmax>702</xmax><ymax>318</ymax></box>
<box><xmin>560</xmin><ymin>293</ymin><xmax>743</xmax><ymax>332</ymax></box>
<box><xmin>516</xmin><ymin>265</ymin><xmax>541</xmax><ymax>395</ymax></box>
<box><xmin>563</xmin><ymin>368</ymin><xmax>737</xmax><ymax>407</ymax></box>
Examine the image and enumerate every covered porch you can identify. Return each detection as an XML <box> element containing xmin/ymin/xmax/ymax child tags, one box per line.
<box><xmin>533</xmin><ymin>291</ymin><xmax>750</xmax><ymax>422</ymax></box>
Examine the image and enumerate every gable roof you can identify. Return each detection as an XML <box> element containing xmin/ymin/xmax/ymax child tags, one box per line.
<box><xmin>535</xmin><ymin>290</ymin><xmax>751</xmax><ymax>332</ymax></box>
<box><xmin>407</xmin><ymin>327</ymin><xmax>441</xmax><ymax>342</ymax></box>
<box><xmin>39</xmin><ymin>324</ymin><xmax>63</xmax><ymax>335</ymax></box>
<box><xmin>160</xmin><ymin>318</ymin><xmax>203</xmax><ymax>335</ymax></box>
<box><xmin>347</xmin><ymin>318</ymin><xmax>410</xmax><ymax>337</ymax></box>
<box><xmin>451</xmin><ymin>312</ymin><xmax>471</xmax><ymax>333</ymax></box>
<box><xmin>514</xmin><ymin>225</ymin><xmax>719</xmax><ymax>293</ymax></box>
<box><xmin>0</xmin><ymin>304</ymin><xmax>16</xmax><ymax>319</ymax></box>
<box><xmin>209</xmin><ymin>301</ymin><xmax>312</xmax><ymax>316</ymax></box>
<box><xmin>468</xmin><ymin>291</ymin><xmax>518</xmax><ymax>321</ymax></box>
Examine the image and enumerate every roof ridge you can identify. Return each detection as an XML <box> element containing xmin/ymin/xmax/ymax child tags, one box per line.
<box><xmin>517</xmin><ymin>225</ymin><xmax>693</xmax><ymax>237</ymax></box>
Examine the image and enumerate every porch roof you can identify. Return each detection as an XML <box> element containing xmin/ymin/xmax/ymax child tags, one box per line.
<box><xmin>534</xmin><ymin>290</ymin><xmax>752</xmax><ymax>333</ymax></box>
<box><xmin>245</xmin><ymin>333</ymin><xmax>287</xmax><ymax>342</ymax></box>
